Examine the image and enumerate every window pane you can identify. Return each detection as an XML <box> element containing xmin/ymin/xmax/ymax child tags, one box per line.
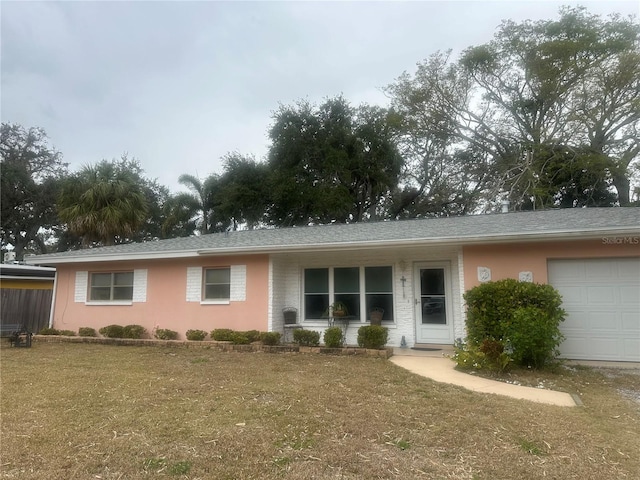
<box><xmin>205</xmin><ymin>268</ymin><xmax>230</xmax><ymax>284</ymax></box>
<box><xmin>421</xmin><ymin>269</ymin><xmax>445</xmax><ymax>295</ymax></box>
<box><xmin>304</xmin><ymin>269</ymin><xmax>328</xmax><ymax>294</ymax></box>
<box><xmin>205</xmin><ymin>284</ymin><xmax>231</xmax><ymax>300</ymax></box>
<box><xmin>334</xmin><ymin>267</ymin><xmax>359</xmax><ymax>292</ymax></box>
<box><xmin>90</xmin><ymin>287</ymin><xmax>111</xmax><ymax>301</ymax></box>
<box><xmin>91</xmin><ymin>273</ymin><xmax>111</xmax><ymax>287</ymax></box>
<box><xmin>113</xmin><ymin>272</ymin><xmax>133</xmax><ymax>286</ymax></box>
<box><xmin>365</xmin><ymin>266</ymin><xmax>392</xmax><ymax>292</ymax></box>
<box><xmin>422</xmin><ymin>297</ymin><xmax>446</xmax><ymax>324</ymax></box>
<box><xmin>113</xmin><ymin>286</ymin><xmax>133</xmax><ymax>300</ymax></box>
<box><xmin>305</xmin><ymin>294</ymin><xmax>328</xmax><ymax>319</ymax></box>
<box><xmin>366</xmin><ymin>294</ymin><xmax>394</xmax><ymax>321</ymax></box>
<box><xmin>334</xmin><ymin>293</ymin><xmax>360</xmax><ymax>317</ymax></box>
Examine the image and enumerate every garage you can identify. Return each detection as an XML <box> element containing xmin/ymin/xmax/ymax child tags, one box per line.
<box><xmin>548</xmin><ymin>258</ymin><xmax>640</xmax><ymax>362</ymax></box>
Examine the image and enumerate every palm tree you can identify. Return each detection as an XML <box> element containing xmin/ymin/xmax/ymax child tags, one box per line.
<box><xmin>174</xmin><ymin>174</ymin><xmax>218</xmax><ymax>235</ymax></box>
<box><xmin>57</xmin><ymin>160</ymin><xmax>149</xmax><ymax>246</ymax></box>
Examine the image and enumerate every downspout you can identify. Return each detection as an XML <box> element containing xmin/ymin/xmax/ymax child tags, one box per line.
<box><xmin>48</xmin><ymin>270</ymin><xmax>58</xmax><ymax>328</ymax></box>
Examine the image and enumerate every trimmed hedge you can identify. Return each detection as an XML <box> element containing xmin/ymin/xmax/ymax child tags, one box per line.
<box><xmin>186</xmin><ymin>329</ymin><xmax>207</xmax><ymax>341</ymax></box>
<box><xmin>123</xmin><ymin>324</ymin><xmax>147</xmax><ymax>339</ymax></box>
<box><xmin>99</xmin><ymin>325</ymin><xmax>125</xmax><ymax>338</ymax></box>
<box><xmin>78</xmin><ymin>327</ymin><xmax>97</xmax><ymax>337</ymax></box>
<box><xmin>323</xmin><ymin>326</ymin><xmax>344</xmax><ymax>348</ymax></box>
<box><xmin>293</xmin><ymin>329</ymin><xmax>320</xmax><ymax>347</ymax></box>
<box><xmin>154</xmin><ymin>328</ymin><xmax>178</xmax><ymax>340</ymax></box>
<box><xmin>357</xmin><ymin>325</ymin><xmax>388</xmax><ymax>349</ymax></box>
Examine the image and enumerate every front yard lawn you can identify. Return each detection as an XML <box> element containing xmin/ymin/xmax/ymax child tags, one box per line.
<box><xmin>1</xmin><ymin>343</ymin><xmax>638</xmax><ymax>479</ymax></box>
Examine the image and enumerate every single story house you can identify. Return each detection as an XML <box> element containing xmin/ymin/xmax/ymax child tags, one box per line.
<box><xmin>1</xmin><ymin>263</ymin><xmax>56</xmax><ymax>333</ymax></box>
<box><xmin>25</xmin><ymin>208</ymin><xmax>640</xmax><ymax>361</ymax></box>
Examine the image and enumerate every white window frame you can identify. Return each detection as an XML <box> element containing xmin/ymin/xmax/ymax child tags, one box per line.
<box><xmin>202</xmin><ymin>267</ymin><xmax>231</xmax><ymax>304</ymax></box>
<box><xmin>302</xmin><ymin>265</ymin><xmax>395</xmax><ymax>323</ymax></box>
<box><xmin>87</xmin><ymin>271</ymin><xmax>134</xmax><ymax>305</ymax></box>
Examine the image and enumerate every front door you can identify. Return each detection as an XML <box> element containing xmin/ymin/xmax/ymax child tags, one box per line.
<box><xmin>414</xmin><ymin>263</ymin><xmax>454</xmax><ymax>344</ymax></box>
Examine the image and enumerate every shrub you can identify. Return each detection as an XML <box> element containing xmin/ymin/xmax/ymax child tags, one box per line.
<box><xmin>463</xmin><ymin>279</ymin><xmax>566</xmax><ymax>369</ymax></box>
<box><xmin>154</xmin><ymin>328</ymin><xmax>178</xmax><ymax>340</ymax></box>
<box><xmin>210</xmin><ymin>329</ymin><xmax>235</xmax><ymax>341</ymax></box>
<box><xmin>504</xmin><ymin>306</ymin><xmax>565</xmax><ymax>368</ymax></box>
<box><xmin>453</xmin><ymin>339</ymin><xmax>511</xmax><ymax>372</ymax></box>
<box><xmin>99</xmin><ymin>324</ymin><xmax>125</xmax><ymax>338</ymax></box>
<box><xmin>38</xmin><ymin>327</ymin><xmax>60</xmax><ymax>335</ymax></box>
<box><xmin>230</xmin><ymin>332</ymin><xmax>251</xmax><ymax>345</ymax></box>
<box><xmin>357</xmin><ymin>325</ymin><xmax>388</xmax><ymax>349</ymax></box>
<box><xmin>261</xmin><ymin>332</ymin><xmax>281</xmax><ymax>346</ymax></box>
<box><xmin>59</xmin><ymin>330</ymin><xmax>76</xmax><ymax>336</ymax></box>
<box><xmin>463</xmin><ymin>279</ymin><xmax>565</xmax><ymax>345</ymax></box>
<box><xmin>323</xmin><ymin>327</ymin><xmax>344</xmax><ymax>348</ymax></box>
<box><xmin>244</xmin><ymin>330</ymin><xmax>262</xmax><ymax>343</ymax></box>
<box><xmin>185</xmin><ymin>329</ymin><xmax>207</xmax><ymax>341</ymax></box>
<box><xmin>78</xmin><ymin>327</ymin><xmax>97</xmax><ymax>337</ymax></box>
<box><xmin>122</xmin><ymin>324</ymin><xmax>147</xmax><ymax>339</ymax></box>
<box><xmin>293</xmin><ymin>329</ymin><xmax>320</xmax><ymax>347</ymax></box>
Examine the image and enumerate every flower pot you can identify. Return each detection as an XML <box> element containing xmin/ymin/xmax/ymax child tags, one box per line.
<box><xmin>370</xmin><ymin>308</ymin><xmax>384</xmax><ymax>326</ymax></box>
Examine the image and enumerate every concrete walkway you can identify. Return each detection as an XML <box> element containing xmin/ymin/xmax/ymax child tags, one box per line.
<box><xmin>391</xmin><ymin>347</ymin><xmax>578</xmax><ymax>407</ymax></box>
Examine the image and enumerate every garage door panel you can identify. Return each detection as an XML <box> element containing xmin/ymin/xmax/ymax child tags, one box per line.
<box><xmin>618</xmin><ymin>260</ymin><xmax>640</xmax><ymax>279</ymax></box>
<box><xmin>557</xmin><ymin>286</ymin><xmax>585</xmax><ymax>304</ymax></box>
<box><xmin>585</xmin><ymin>286</ymin><xmax>615</xmax><ymax>304</ymax></box>
<box><xmin>622</xmin><ymin>312</ymin><xmax>640</xmax><ymax>332</ymax></box>
<box><xmin>587</xmin><ymin>311</ymin><xmax>618</xmax><ymax>331</ymax></box>
<box><xmin>585</xmin><ymin>260</ymin><xmax>615</xmax><ymax>279</ymax></box>
<box><xmin>620</xmin><ymin>286</ymin><xmax>640</xmax><ymax>304</ymax></box>
<box><xmin>549</xmin><ymin>257</ymin><xmax>640</xmax><ymax>362</ymax></box>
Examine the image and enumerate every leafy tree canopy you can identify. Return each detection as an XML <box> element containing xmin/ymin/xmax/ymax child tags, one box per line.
<box><xmin>1</xmin><ymin>123</ymin><xmax>68</xmax><ymax>259</ymax></box>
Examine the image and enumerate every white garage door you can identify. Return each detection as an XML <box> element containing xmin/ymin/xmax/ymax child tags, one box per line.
<box><xmin>548</xmin><ymin>258</ymin><xmax>640</xmax><ymax>362</ymax></box>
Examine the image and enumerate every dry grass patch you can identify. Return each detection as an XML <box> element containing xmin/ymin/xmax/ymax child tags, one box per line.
<box><xmin>1</xmin><ymin>343</ymin><xmax>639</xmax><ymax>479</ymax></box>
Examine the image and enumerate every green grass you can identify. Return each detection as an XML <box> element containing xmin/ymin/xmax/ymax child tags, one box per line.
<box><xmin>1</xmin><ymin>342</ymin><xmax>639</xmax><ymax>479</ymax></box>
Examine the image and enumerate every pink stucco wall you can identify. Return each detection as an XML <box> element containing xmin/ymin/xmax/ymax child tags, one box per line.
<box><xmin>463</xmin><ymin>238</ymin><xmax>639</xmax><ymax>289</ymax></box>
<box><xmin>51</xmin><ymin>255</ymin><xmax>270</xmax><ymax>338</ymax></box>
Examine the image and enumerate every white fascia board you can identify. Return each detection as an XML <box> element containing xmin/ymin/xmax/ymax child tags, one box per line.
<box><xmin>23</xmin><ymin>226</ymin><xmax>639</xmax><ymax>264</ymax></box>
<box><xmin>24</xmin><ymin>250</ymin><xmax>201</xmax><ymax>266</ymax></box>
<box><xmin>197</xmin><ymin>227</ymin><xmax>640</xmax><ymax>256</ymax></box>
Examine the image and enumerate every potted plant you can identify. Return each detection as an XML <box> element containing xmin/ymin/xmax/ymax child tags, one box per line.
<box><xmin>329</xmin><ymin>301</ymin><xmax>348</xmax><ymax>317</ymax></box>
<box><xmin>370</xmin><ymin>307</ymin><xmax>384</xmax><ymax>326</ymax></box>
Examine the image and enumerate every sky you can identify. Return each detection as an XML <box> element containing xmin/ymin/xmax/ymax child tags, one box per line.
<box><xmin>2</xmin><ymin>1</ymin><xmax>638</xmax><ymax>194</ymax></box>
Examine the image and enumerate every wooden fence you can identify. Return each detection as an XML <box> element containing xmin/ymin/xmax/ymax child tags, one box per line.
<box><xmin>1</xmin><ymin>288</ymin><xmax>53</xmax><ymax>333</ymax></box>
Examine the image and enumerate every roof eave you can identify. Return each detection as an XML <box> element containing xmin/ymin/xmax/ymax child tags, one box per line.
<box><xmin>23</xmin><ymin>226</ymin><xmax>639</xmax><ymax>265</ymax></box>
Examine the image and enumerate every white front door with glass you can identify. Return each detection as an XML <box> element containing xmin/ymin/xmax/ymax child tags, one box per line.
<box><xmin>414</xmin><ymin>263</ymin><xmax>454</xmax><ymax>344</ymax></box>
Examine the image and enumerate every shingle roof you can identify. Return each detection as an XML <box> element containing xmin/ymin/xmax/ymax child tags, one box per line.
<box><xmin>25</xmin><ymin>207</ymin><xmax>640</xmax><ymax>265</ymax></box>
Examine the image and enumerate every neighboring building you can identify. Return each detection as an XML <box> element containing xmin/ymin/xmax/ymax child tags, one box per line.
<box><xmin>25</xmin><ymin>208</ymin><xmax>640</xmax><ymax>361</ymax></box>
<box><xmin>0</xmin><ymin>263</ymin><xmax>56</xmax><ymax>333</ymax></box>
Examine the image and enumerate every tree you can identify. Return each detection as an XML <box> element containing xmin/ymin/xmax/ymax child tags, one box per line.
<box><xmin>57</xmin><ymin>158</ymin><xmax>149</xmax><ymax>246</ymax></box>
<box><xmin>386</xmin><ymin>52</ymin><xmax>490</xmax><ymax>218</ymax></box>
<box><xmin>458</xmin><ymin>6</ymin><xmax>639</xmax><ymax>208</ymax></box>
<box><xmin>0</xmin><ymin>123</ymin><xmax>68</xmax><ymax>260</ymax></box>
<box><xmin>211</xmin><ymin>153</ymin><xmax>271</xmax><ymax>230</ymax></box>
<box><xmin>171</xmin><ymin>174</ymin><xmax>218</xmax><ymax>235</ymax></box>
<box><xmin>387</xmin><ymin>7</ymin><xmax>639</xmax><ymax>211</ymax></box>
<box><xmin>267</xmin><ymin>96</ymin><xmax>402</xmax><ymax>226</ymax></box>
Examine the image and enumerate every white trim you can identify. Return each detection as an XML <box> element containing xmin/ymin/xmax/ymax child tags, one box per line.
<box><xmin>24</xmin><ymin>227</ymin><xmax>640</xmax><ymax>265</ymax></box>
<box><xmin>200</xmin><ymin>300</ymin><xmax>230</xmax><ymax>305</ymax></box>
<box><xmin>85</xmin><ymin>301</ymin><xmax>133</xmax><ymax>306</ymax></box>
<box><xmin>49</xmin><ymin>271</ymin><xmax>58</xmax><ymax>328</ymax></box>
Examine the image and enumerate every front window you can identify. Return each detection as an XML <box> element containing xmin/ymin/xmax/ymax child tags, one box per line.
<box><xmin>90</xmin><ymin>272</ymin><xmax>133</xmax><ymax>301</ymax></box>
<box><xmin>203</xmin><ymin>267</ymin><xmax>231</xmax><ymax>300</ymax></box>
<box><xmin>303</xmin><ymin>266</ymin><xmax>394</xmax><ymax>322</ymax></box>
